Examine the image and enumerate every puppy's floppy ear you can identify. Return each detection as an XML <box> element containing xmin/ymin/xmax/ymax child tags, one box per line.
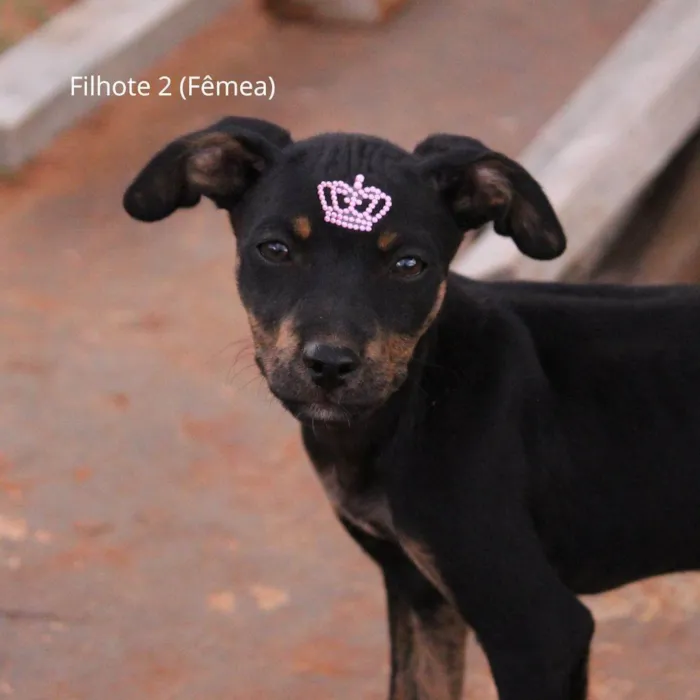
<box><xmin>123</xmin><ymin>117</ymin><xmax>292</xmax><ymax>222</ymax></box>
<box><xmin>414</xmin><ymin>133</ymin><xmax>566</xmax><ymax>260</ymax></box>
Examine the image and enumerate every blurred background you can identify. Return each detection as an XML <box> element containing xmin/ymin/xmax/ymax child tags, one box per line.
<box><xmin>1</xmin><ymin>0</ymin><xmax>700</xmax><ymax>698</ymax></box>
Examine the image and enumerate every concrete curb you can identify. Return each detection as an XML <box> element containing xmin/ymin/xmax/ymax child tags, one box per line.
<box><xmin>0</xmin><ymin>0</ymin><xmax>237</xmax><ymax>170</ymax></box>
<box><xmin>451</xmin><ymin>0</ymin><xmax>700</xmax><ymax>283</ymax></box>
<box><xmin>263</xmin><ymin>0</ymin><xmax>408</xmax><ymax>23</ymax></box>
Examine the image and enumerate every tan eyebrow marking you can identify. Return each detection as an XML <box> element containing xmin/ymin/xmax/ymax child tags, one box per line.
<box><xmin>292</xmin><ymin>216</ymin><xmax>312</xmax><ymax>240</ymax></box>
<box><xmin>378</xmin><ymin>230</ymin><xmax>398</xmax><ymax>251</ymax></box>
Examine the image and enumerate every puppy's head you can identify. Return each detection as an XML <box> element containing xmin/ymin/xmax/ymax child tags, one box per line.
<box><xmin>124</xmin><ymin>118</ymin><xmax>565</xmax><ymax>426</ymax></box>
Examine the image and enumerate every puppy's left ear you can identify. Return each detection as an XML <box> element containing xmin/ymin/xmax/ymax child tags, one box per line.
<box><xmin>123</xmin><ymin>116</ymin><xmax>292</xmax><ymax>223</ymax></box>
<box><xmin>415</xmin><ymin>133</ymin><xmax>566</xmax><ymax>260</ymax></box>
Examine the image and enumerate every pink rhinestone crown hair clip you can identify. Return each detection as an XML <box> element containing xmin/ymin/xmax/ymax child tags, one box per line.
<box><xmin>317</xmin><ymin>174</ymin><xmax>392</xmax><ymax>232</ymax></box>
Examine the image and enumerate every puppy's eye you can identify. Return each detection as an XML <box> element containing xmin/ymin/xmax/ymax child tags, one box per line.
<box><xmin>258</xmin><ymin>241</ymin><xmax>291</xmax><ymax>263</ymax></box>
<box><xmin>392</xmin><ymin>256</ymin><xmax>426</xmax><ymax>279</ymax></box>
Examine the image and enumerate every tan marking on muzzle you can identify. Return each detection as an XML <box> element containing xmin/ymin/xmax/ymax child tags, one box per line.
<box><xmin>366</xmin><ymin>281</ymin><xmax>447</xmax><ymax>392</ymax></box>
<box><xmin>276</xmin><ymin>316</ymin><xmax>298</xmax><ymax>355</ymax></box>
<box><xmin>247</xmin><ymin>314</ymin><xmax>299</xmax><ymax>374</ymax></box>
<box><xmin>293</xmin><ymin>216</ymin><xmax>312</xmax><ymax>240</ymax></box>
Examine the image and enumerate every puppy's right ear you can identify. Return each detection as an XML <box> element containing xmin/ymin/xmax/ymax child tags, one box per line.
<box><xmin>123</xmin><ymin>117</ymin><xmax>292</xmax><ymax>222</ymax></box>
<box><xmin>415</xmin><ymin>133</ymin><xmax>566</xmax><ymax>260</ymax></box>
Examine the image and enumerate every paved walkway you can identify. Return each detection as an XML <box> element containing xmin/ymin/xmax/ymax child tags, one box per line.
<box><xmin>5</xmin><ymin>1</ymin><xmax>700</xmax><ymax>698</ymax></box>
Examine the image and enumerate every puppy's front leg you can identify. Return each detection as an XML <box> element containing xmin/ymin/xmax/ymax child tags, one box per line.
<box><xmin>395</xmin><ymin>502</ymin><xmax>594</xmax><ymax>700</ymax></box>
<box><xmin>341</xmin><ymin>519</ymin><xmax>467</xmax><ymax>700</ymax></box>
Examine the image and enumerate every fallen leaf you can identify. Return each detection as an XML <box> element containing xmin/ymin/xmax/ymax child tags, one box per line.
<box><xmin>0</xmin><ymin>515</ymin><xmax>27</xmax><ymax>541</ymax></box>
<box><xmin>33</xmin><ymin>530</ymin><xmax>54</xmax><ymax>544</ymax></box>
<box><xmin>208</xmin><ymin>591</ymin><xmax>236</xmax><ymax>614</ymax></box>
<box><xmin>249</xmin><ymin>585</ymin><xmax>290</xmax><ymax>612</ymax></box>
<box><xmin>73</xmin><ymin>521</ymin><xmax>112</xmax><ymax>537</ymax></box>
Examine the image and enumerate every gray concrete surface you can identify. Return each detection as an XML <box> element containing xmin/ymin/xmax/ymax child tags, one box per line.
<box><xmin>0</xmin><ymin>0</ymin><xmax>237</xmax><ymax>169</ymax></box>
<box><xmin>452</xmin><ymin>0</ymin><xmax>700</xmax><ymax>283</ymax></box>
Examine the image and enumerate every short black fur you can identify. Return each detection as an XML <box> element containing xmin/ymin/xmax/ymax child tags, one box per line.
<box><xmin>123</xmin><ymin>117</ymin><xmax>700</xmax><ymax>700</ymax></box>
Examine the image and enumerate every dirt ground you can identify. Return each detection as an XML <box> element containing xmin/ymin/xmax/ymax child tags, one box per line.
<box><xmin>3</xmin><ymin>0</ymin><xmax>700</xmax><ymax>698</ymax></box>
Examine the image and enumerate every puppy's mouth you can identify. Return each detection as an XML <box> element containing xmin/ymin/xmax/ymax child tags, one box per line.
<box><xmin>281</xmin><ymin>398</ymin><xmax>378</xmax><ymax>427</ymax></box>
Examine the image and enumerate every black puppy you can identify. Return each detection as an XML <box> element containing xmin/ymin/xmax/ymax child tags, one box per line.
<box><xmin>123</xmin><ymin>116</ymin><xmax>700</xmax><ymax>700</ymax></box>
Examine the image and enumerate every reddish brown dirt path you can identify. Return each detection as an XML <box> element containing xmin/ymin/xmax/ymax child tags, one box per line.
<box><xmin>0</xmin><ymin>0</ymin><xmax>75</xmax><ymax>51</ymax></box>
<box><xmin>5</xmin><ymin>1</ymin><xmax>700</xmax><ymax>698</ymax></box>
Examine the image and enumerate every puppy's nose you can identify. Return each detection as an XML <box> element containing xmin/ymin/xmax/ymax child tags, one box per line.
<box><xmin>302</xmin><ymin>342</ymin><xmax>361</xmax><ymax>389</ymax></box>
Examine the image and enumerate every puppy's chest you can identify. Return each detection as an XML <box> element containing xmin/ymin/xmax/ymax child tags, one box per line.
<box><xmin>316</xmin><ymin>461</ymin><xmax>394</xmax><ymax>540</ymax></box>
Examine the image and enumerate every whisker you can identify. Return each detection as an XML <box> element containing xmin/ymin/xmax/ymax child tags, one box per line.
<box><xmin>226</xmin><ymin>348</ymin><xmax>255</xmax><ymax>383</ymax></box>
<box><xmin>206</xmin><ymin>337</ymin><xmax>251</xmax><ymax>366</ymax></box>
<box><xmin>226</xmin><ymin>361</ymin><xmax>259</xmax><ymax>386</ymax></box>
<box><xmin>240</xmin><ymin>374</ymin><xmax>265</xmax><ymax>392</ymax></box>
